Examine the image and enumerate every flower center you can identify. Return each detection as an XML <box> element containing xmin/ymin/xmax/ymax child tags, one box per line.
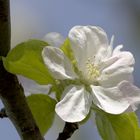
<box><xmin>85</xmin><ymin>58</ymin><xmax>100</xmax><ymax>83</ymax></box>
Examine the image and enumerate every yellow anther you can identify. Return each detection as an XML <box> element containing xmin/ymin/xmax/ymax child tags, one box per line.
<box><xmin>86</xmin><ymin>58</ymin><xmax>100</xmax><ymax>80</ymax></box>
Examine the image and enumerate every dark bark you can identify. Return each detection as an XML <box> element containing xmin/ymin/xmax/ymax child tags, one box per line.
<box><xmin>0</xmin><ymin>108</ymin><xmax>7</xmax><ymax>118</ymax></box>
<box><xmin>0</xmin><ymin>0</ymin><xmax>44</xmax><ymax>139</ymax></box>
<box><xmin>57</xmin><ymin>122</ymin><xmax>78</xmax><ymax>140</ymax></box>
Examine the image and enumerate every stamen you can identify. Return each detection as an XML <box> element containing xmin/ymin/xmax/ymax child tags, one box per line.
<box><xmin>86</xmin><ymin>58</ymin><xmax>100</xmax><ymax>80</ymax></box>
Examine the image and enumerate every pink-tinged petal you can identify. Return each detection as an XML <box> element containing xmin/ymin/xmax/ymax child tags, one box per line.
<box><xmin>55</xmin><ymin>85</ymin><xmax>92</xmax><ymax>122</ymax></box>
<box><xmin>118</xmin><ymin>81</ymin><xmax>140</xmax><ymax>112</ymax></box>
<box><xmin>43</xmin><ymin>32</ymin><xmax>64</xmax><ymax>47</ymax></box>
<box><xmin>42</xmin><ymin>46</ymin><xmax>77</xmax><ymax>80</ymax></box>
<box><xmin>68</xmin><ymin>26</ymin><xmax>109</xmax><ymax>70</ymax></box>
<box><xmin>91</xmin><ymin>83</ymin><xmax>130</xmax><ymax>114</ymax></box>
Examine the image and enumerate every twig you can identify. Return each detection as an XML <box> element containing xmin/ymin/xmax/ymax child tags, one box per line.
<box><xmin>0</xmin><ymin>0</ymin><xmax>44</xmax><ymax>139</ymax></box>
<box><xmin>57</xmin><ymin>122</ymin><xmax>79</xmax><ymax>140</ymax></box>
<box><xmin>0</xmin><ymin>108</ymin><xmax>7</xmax><ymax>118</ymax></box>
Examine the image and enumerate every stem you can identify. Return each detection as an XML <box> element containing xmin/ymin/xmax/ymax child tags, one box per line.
<box><xmin>0</xmin><ymin>108</ymin><xmax>7</xmax><ymax>118</ymax></box>
<box><xmin>0</xmin><ymin>0</ymin><xmax>44</xmax><ymax>139</ymax></box>
<box><xmin>57</xmin><ymin>122</ymin><xmax>78</xmax><ymax>140</ymax></box>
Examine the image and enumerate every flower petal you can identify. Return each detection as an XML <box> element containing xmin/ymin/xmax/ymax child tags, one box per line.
<box><xmin>68</xmin><ymin>25</ymin><xmax>109</xmax><ymax>70</ymax></box>
<box><xmin>106</xmin><ymin>45</ymin><xmax>135</xmax><ymax>72</ymax></box>
<box><xmin>118</xmin><ymin>81</ymin><xmax>140</xmax><ymax>112</ymax></box>
<box><xmin>91</xmin><ymin>83</ymin><xmax>130</xmax><ymax>114</ymax></box>
<box><xmin>42</xmin><ymin>46</ymin><xmax>77</xmax><ymax>80</ymax></box>
<box><xmin>18</xmin><ymin>75</ymin><xmax>51</xmax><ymax>96</ymax></box>
<box><xmin>98</xmin><ymin>45</ymin><xmax>135</xmax><ymax>87</ymax></box>
<box><xmin>43</xmin><ymin>32</ymin><xmax>64</xmax><ymax>47</ymax></box>
<box><xmin>98</xmin><ymin>67</ymin><xmax>134</xmax><ymax>87</ymax></box>
<box><xmin>55</xmin><ymin>85</ymin><xmax>92</xmax><ymax>122</ymax></box>
<box><xmin>91</xmin><ymin>81</ymin><xmax>140</xmax><ymax>114</ymax></box>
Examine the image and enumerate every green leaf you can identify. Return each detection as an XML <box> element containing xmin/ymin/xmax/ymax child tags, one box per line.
<box><xmin>3</xmin><ymin>39</ymin><xmax>54</xmax><ymax>84</ymax></box>
<box><xmin>128</xmin><ymin>113</ymin><xmax>140</xmax><ymax>140</ymax></box>
<box><xmin>95</xmin><ymin>111</ymin><xmax>140</xmax><ymax>140</ymax></box>
<box><xmin>60</xmin><ymin>38</ymin><xmax>75</xmax><ymax>62</ymax></box>
<box><xmin>27</xmin><ymin>94</ymin><xmax>57</xmax><ymax>135</ymax></box>
<box><xmin>60</xmin><ymin>38</ymin><xmax>81</xmax><ymax>75</ymax></box>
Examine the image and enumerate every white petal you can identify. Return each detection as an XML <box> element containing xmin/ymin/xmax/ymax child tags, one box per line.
<box><xmin>91</xmin><ymin>84</ymin><xmax>130</xmax><ymax>114</ymax></box>
<box><xmin>98</xmin><ymin>55</ymin><xmax>118</xmax><ymax>72</ymax></box>
<box><xmin>68</xmin><ymin>26</ymin><xmax>109</xmax><ymax>70</ymax></box>
<box><xmin>42</xmin><ymin>46</ymin><xmax>77</xmax><ymax>80</ymax></box>
<box><xmin>91</xmin><ymin>81</ymin><xmax>140</xmax><ymax>114</ymax></box>
<box><xmin>55</xmin><ymin>85</ymin><xmax>92</xmax><ymax>122</ymax></box>
<box><xmin>110</xmin><ymin>35</ymin><xmax>114</xmax><ymax>48</ymax></box>
<box><xmin>18</xmin><ymin>75</ymin><xmax>51</xmax><ymax>96</ymax></box>
<box><xmin>43</xmin><ymin>32</ymin><xmax>65</xmax><ymax>47</ymax></box>
<box><xmin>104</xmin><ymin>35</ymin><xmax>114</xmax><ymax>58</ymax></box>
<box><xmin>118</xmin><ymin>81</ymin><xmax>140</xmax><ymax>112</ymax></box>
<box><xmin>113</xmin><ymin>44</ymin><xmax>123</xmax><ymax>55</ymax></box>
<box><xmin>98</xmin><ymin>67</ymin><xmax>134</xmax><ymax>87</ymax></box>
<box><xmin>98</xmin><ymin>46</ymin><xmax>135</xmax><ymax>87</ymax></box>
<box><xmin>103</xmin><ymin>47</ymin><xmax>135</xmax><ymax>74</ymax></box>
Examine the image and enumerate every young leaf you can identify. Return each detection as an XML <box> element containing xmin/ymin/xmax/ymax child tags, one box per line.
<box><xmin>60</xmin><ymin>38</ymin><xmax>75</xmax><ymax>62</ymax></box>
<box><xmin>127</xmin><ymin>113</ymin><xmax>140</xmax><ymax>140</ymax></box>
<box><xmin>3</xmin><ymin>39</ymin><xmax>54</xmax><ymax>85</ymax></box>
<box><xmin>60</xmin><ymin>38</ymin><xmax>79</xmax><ymax>74</ymax></box>
<box><xmin>95</xmin><ymin>110</ymin><xmax>140</xmax><ymax>140</ymax></box>
<box><xmin>27</xmin><ymin>94</ymin><xmax>57</xmax><ymax>135</ymax></box>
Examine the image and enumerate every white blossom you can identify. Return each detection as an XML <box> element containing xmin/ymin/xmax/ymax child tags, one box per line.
<box><xmin>42</xmin><ymin>26</ymin><xmax>140</xmax><ymax>122</ymax></box>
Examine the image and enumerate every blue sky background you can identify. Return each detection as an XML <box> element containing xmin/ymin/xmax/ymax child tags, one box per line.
<box><xmin>0</xmin><ymin>0</ymin><xmax>140</xmax><ymax>139</ymax></box>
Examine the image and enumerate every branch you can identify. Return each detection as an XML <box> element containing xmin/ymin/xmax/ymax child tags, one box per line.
<box><xmin>0</xmin><ymin>0</ymin><xmax>44</xmax><ymax>139</ymax></box>
<box><xmin>57</xmin><ymin>122</ymin><xmax>79</xmax><ymax>140</ymax></box>
<box><xmin>0</xmin><ymin>108</ymin><xmax>7</xmax><ymax>118</ymax></box>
